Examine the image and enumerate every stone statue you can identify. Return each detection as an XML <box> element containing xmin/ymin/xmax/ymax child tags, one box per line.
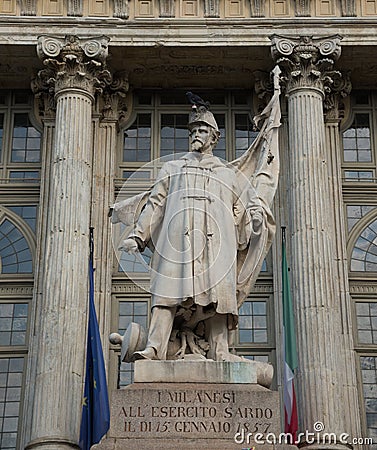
<box><xmin>110</xmin><ymin>67</ymin><xmax>281</xmax><ymax>388</ymax></box>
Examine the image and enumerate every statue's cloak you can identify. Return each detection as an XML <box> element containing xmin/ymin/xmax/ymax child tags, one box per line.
<box><xmin>112</xmin><ymin>84</ymin><xmax>281</xmax><ymax>324</ymax></box>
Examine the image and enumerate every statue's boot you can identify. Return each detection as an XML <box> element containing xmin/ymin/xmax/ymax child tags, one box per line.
<box><xmin>132</xmin><ymin>347</ymin><xmax>157</xmax><ymax>361</ymax></box>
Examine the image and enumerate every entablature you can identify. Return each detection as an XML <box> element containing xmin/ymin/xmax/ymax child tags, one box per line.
<box><xmin>1</xmin><ymin>0</ymin><xmax>377</xmax><ymax>20</ymax></box>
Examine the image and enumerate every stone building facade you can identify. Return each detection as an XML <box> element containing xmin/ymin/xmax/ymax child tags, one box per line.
<box><xmin>0</xmin><ymin>0</ymin><xmax>376</xmax><ymax>449</ymax></box>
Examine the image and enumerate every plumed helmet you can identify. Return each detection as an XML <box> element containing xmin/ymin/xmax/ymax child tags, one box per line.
<box><xmin>188</xmin><ymin>105</ymin><xmax>219</xmax><ymax>132</ymax></box>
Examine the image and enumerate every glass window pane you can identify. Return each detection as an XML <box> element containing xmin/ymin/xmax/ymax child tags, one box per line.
<box><xmin>342</xmin><ymin>113</ymin><xmax>372</xmax><ymax>163</ymax></box>
<box><xmin>160</xmin><ymin>114</ymin><xmax>189</xmax><ymax>157</ymax></box>
<box><xmin>0</xmin><ymin>220</ymin><xmax>33</xmax><ymax>274</ymax></box>
<box><xmin>238</xmin><ymin>300</ymin><xmax>268</xmax><ymax>344</ymax></box>
<box><xmin>0</xmin><ymin>357</ymin><xmax>24</xmax><ymax>449</ymax></box>
<box><xmin>9</xmin><ymin>171</ymin><xmax>40</xmax><ymax>183</ymax></box>
<box><xmin>11</xmin><ymin>114</ymin><xmax>41</xmax><ymax>163</ymax></box>
<box><xmin>118</xmin><ymin>300</ymin><xmax>149</xmax><ymax>335</ymax></box>
<box><xmin>360</xmin><ymin>356</ymin><xmax>377</xmax><ymax>441</ymax></box>
<box><xmin>123</xmin><ymin>114</ymin><xmax>151</xmax><ymax>162</ymax></box>
<box><xmin>351</xmin><ymin>219</ymin><xmax>377</xmax><ymax>272</ymax></box>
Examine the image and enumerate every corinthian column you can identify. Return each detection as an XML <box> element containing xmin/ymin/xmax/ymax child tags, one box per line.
<box><xmin>91</xmin><ymin>72</ymin><xmax>130</xmax><ymax>364</ymax></box>
<box><xmin>25</xmin><ymin>35</ymin><xmax>110</xmax><ymax>450</ymax></box>
<box><xmin>323</xmin><ymin>77</ymin><xmax>362</xmax><ymax>440</ymax></box>
<box><xmin>271</xmin><ymin>35</ymin><xmax>356</xmax><ymax>447</ymax></box>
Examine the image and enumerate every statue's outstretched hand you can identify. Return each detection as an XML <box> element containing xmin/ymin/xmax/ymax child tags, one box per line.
<box><xmin>119</xmin><ymin>238</ymin><xmax>139</xmax><ymax>254</ymax></box>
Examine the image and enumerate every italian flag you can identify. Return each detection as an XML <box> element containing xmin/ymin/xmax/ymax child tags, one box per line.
<box><xmin>282</xmin><ymin>228</ymin><xmax>299</xmax><ymax>440</ymax></box>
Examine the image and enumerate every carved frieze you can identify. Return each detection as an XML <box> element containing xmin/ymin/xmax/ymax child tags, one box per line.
<box><xmin>20</xmin><ymin>0</ymin><xmax>37</xmax><ymax>15</ymax></box>
<box><xmin>67</xmin><ymin>0</ymin><xmax>83</xmax><ymax>16</ymax></box>
<box><xmin>159</xmin><ymin>0</ymin><xmax>175</xmax><ymax>16</ymax></box>
<box><xmin>341</xmin><ymin>0</ymin><xmax>356</xmax><ymax>16</ymax></box>
<box><xmin>271</xmin><ymin>35</ymin><xmax>342</xmax><ymax>95</ymax></box>
<box><xmin>114</xmin><ymin>0</ymin><xmax>129</xmax><ymax>18</ymax></box>
<box><xmin>204</xmin><ymin>0</ymin><xmax>219</xmax><ymax>17</ymax></box>
<box><xmin>250</xmin><ymin>0</ymin><xmax>265</xmax><ymax>17</ymax></box>
<box><xmin>133</xmin><ymin>64</ymin><xmax>250</xmax><ymax>77</ymax></box>
<box><xmin>294</xmin><ymin>0</ymin><xmax>310</xmax><ymax>16</ymax></box>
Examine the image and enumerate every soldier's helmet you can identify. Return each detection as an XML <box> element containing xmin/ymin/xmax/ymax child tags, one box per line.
<box><xmin>188</xmin><ymin>105</ymin><xmax>219</xmax><ymax>133</ymax></box>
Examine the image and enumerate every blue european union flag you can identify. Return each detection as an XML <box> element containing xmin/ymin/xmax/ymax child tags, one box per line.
<box><xmin>79</xmin><ymin>230</ymin><xmax>110</xmax><ymax>449</ymax></box>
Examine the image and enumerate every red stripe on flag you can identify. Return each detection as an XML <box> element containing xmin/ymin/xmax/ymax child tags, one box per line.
<box><xmin>284</xmin><ymin>382</ymin><xmax>298</xmax><ymax>442</ymax></box>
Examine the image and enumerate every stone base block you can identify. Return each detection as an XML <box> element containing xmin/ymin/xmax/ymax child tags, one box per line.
<box><xmin>95</xmin><ymin>382</ymin><xmax>281</xmax><ymax>450</ymax></box>
<box><xmin>134</xmin><ymin>359</ymin><xmax>258</xmax><ymax>383</ymax></box>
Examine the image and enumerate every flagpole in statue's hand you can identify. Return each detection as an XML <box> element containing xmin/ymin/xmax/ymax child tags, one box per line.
<box><xmin>118</xmin><ymin>238</ymin><xmax>151</xmax><ymax>272</ymax></box>
<box><xmin>119</xmin><ymin>238</ymin><xmax>138</xmax><ymax>253</ymax></box>
<box><xmin>272</xmin><ymin>65</ymin><xmax>281</xmax><ymax>92</ymax></box>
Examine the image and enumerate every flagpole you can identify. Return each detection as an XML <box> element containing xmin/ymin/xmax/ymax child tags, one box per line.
<box><xmin>89</xmin><ymin>226</ymin><xmax>94</xmax><ymax>264</ymax></box>
<box><xmin>79</xmin><ymin>228</ymin><xmax>110</xmax><ymax>450</ymax></box>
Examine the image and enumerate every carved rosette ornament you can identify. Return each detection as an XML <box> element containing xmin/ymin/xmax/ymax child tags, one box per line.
<box><xmin>271</xmin><ymin>35</ymin><xmax>342</xmax><ymax>96</ymax></box>
<box><xmin>35</xmin><ymin>35</ymin><xmax>111</xmax><ymax>98</ymax></box>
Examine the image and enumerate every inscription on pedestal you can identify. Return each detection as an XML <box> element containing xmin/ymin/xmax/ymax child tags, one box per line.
<box><xmin>110</xmin><ymin>383</ymin><xmax>280</xmax><ymax>445</ymax></box>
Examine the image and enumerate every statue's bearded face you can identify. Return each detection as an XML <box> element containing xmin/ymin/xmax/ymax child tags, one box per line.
<box><xmin>189</xmin><ymin>124</ymin><xmax>213</xmax><ymax>154</ymax></box>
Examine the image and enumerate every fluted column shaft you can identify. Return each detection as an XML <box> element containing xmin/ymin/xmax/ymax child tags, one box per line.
<box><xmin>288</xmin><ymin>88</ymin><xmax>347</xmax><ymax>444</ymax></box>
<box><xmin>28</xmin><ymin>89</ymin><xmax>93</xmax><ymax>450</ymax></box>
<box><xmin>324</xmin><ymin>118</ymin><xmax>362</xmax><ymax>439</ymax></box>
<box><xmin>91</xmin><ymin>118</ymin><xmax>117</xmax><ymax>363</ymax></box>
<box><xmin>26</xmin><ymin>35</ymin><xmax>110</xmax><ymax>450</ymax></box>
<box><xmin>91</xmin><ymin>71</ymin><xmax>129</xmax><ymax>362</ymax></box>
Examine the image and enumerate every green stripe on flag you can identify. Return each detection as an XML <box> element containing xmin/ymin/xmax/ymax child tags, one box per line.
<box><xmin>282</xmin><ymin>230</ymin><xmax>298</xmax><ymax>372</ymax></box>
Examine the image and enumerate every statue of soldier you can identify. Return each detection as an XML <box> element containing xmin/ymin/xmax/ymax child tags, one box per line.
<box><xmin>112</xmin><ymin>76</ymin><xmax>281</xmax><ymax>387</ymax></box>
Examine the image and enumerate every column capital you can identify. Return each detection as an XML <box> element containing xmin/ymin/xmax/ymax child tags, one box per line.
<box><xmin>35</xmin><ymin>35</ymin><xmax>111</xmax><ymax>97</ymax></box>
<box><xmin>253</xmin><ymin>70</ymin><xmax>273</xmax><ymax>113</ymax></box>
<box><xmin>324</xmin><ymin>70</ymin><xmax>352</xmax><ymax>122</ymax></box>
<box><xmin>100</xmin><ymin>70</ymin><xmax>131</xmax><ymax>126</ymax></box>
<box><xmin>271</xmin><ymin>35</ymin><xmax>342</xmax><ymax>95</ymax></box>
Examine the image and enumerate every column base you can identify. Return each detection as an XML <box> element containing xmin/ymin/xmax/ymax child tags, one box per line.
<box><xmin>25</xmin><ymin>437</ymin><xmax>80</xmax><ymax>450</ymax></box>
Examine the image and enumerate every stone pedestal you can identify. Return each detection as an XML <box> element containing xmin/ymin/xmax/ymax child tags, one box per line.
<box><xmin>95</xmin><ymin>361</ymin><xmax>281</xmax><ymax>450</ymax></box>
<box><xmin>134</xmin><ymin>359</ymin><xmax>258</xmax><ymax>383</ymax></box>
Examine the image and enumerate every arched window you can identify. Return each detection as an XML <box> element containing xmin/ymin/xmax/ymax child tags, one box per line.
<box><xmin>350</xmin><ymin>217</ymin><xmax>377</xmax><ymax>272</ymax></box>
<box><xmin>0</xmin><ymin>217</ymin><xmax>33</xmax><ymax>274</ymax></box>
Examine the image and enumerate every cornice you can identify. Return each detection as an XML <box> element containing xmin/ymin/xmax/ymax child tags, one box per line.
<box><xmin>349</xmin><ymin>281</ymin><xmax>377</xmax><ymax>295</ymax></box>
<box><xmin>110</xmin><ymin>280</ymin><xmax>273</xmax><ymax>294</ymax></box>
<box><xmin>0</xmin><ymin>284</ymin><xmax>34</xmax><ymax>297</ymax></box>
<box><xmin>0</xmin><ymin>19</ymin><xmax>377</xmax><ymax>46</ymax></box>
